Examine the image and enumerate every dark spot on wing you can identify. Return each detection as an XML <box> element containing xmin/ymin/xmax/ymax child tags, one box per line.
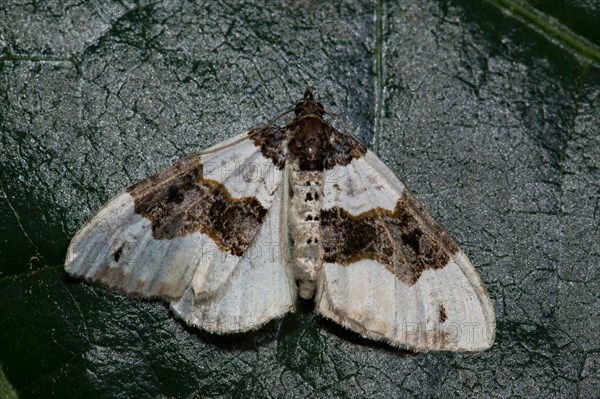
<box><xmin>321</xmin><ymin>190</ymin><xmax>460</xmax><ymax>286</ymax></box>
<box><xmin>439</xmin><ymin>305</ymin><xmax>447</xmax><ymax>323</ymax></box>
<box><xmin>112</xmin><ymin>245</ymin><xmax>124</xmax><ymax>262</ymax></box>
<box><xmin>127</xmin><ymin>160</ymin><xmax>268</xmax><ymax>257</ymax></box>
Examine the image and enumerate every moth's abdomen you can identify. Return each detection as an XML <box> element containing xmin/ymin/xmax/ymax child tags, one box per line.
<box><xmin>286</xmin><ymin>164</ymin><xmax>323</xmax><ymax>299</ymax></box>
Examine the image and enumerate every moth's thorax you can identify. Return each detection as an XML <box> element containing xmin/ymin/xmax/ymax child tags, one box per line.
<box><xmin>286</xmin><ymin>161</ymin><xmax>323</xmax><ymax>299</ymax></box>
<box><xmin>287</xmin><ymin>115</ymin><xmax>332</xmax><ymax>171</ymax></box>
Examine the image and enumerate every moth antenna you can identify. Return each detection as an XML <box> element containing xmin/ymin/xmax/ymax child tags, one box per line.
<box><xmin>321</xmin><ymin>108</ymin><xmax>361</xmax><ymax>142</ymax></box>
<box><xmin>266</xmin><ymin>107</ymin><xmax>295</xmax><ymax>126</ymax></box>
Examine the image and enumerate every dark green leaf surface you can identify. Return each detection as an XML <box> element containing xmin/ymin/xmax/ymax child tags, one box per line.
<box><xmin>1</xmin><ymin>1</ymin><xmax>598</xmax><ymax>398</ymax></box>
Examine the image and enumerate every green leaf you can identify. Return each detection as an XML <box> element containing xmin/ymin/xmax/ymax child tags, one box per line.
<box><xmin>0</xmin><ymin>364</ymin><xmax>18</xmax><ymax>399</ymax></box>
<box><xmin>1</xmin><ymin>1</ymin><xmax>599</xmax><ymax>398</ymax></box>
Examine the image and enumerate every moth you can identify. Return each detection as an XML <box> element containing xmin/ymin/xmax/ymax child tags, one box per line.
<box><xmin>65</xmin><ymin>88</ymin><xmax>495</xmax><ymax>351</ymax></box>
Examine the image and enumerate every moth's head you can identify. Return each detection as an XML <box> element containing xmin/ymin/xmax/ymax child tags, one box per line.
<box><xmin>294</xmin><ymin>87</ymin><xmax>325</xmax><ymax>117</ymax></box>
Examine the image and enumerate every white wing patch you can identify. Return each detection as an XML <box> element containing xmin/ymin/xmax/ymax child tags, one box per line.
<box><xmin>202</xmin><ymin>136</ymin><xmax>281</xmax><ymax>208</ymax></box>
<box><xmin>316</xmin><ymin>252</ymin><xmax>495</xmax><ymax>351</ymax></box>
<box><xmin>171</xmin><ymin>184</ymin><xmax>296</xmax><ymax>333</ymax></box>
<box><xmin>322</xmin><ymin>151</ymin><xmax>403</xmax><ymax>215</ymax></box>
<box><xmin>66</xmin><ymin>192</ymin><xmax>206</xmax><ymax>299</ymax></box>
